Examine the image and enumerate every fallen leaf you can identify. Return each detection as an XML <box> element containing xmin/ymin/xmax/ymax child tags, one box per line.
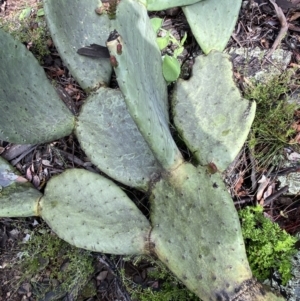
<box><xmin>15</xmin><ymin>176</ymin><xmax>28</xmax><ymax>183</ymax></box>
<box><xmin>289</xmin><ymin>11</ymin><xmax>300</xmax><ymax>22</ymax></box>
<box><xmin>97</xmin><ymin>270</ymin><xmax>108</xmax><ymax>281</ymax></box>
<box><xmin>257</xmin><ymin>175</ymin><xmax>271</xmax><ymax>201</ymax></box>
<box><xmin>234</xmin><ymin>174</ymin><xmax>244</xmax><ymax>195</ymax></box>
<box><xmin>263</xmin><ymin>183</ymin><xmax>273</xmax><ymax>200</ymax></box>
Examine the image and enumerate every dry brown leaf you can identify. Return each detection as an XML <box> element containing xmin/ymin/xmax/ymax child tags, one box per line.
<box><xmin>234</xmin><ymin>174</ymin><xmax>244</xmax><ymax>195</ymax></box>
<box><xmin>290</xmin><ymin>11</ymin><xmax>300</xmax><ymax>22</ymax></box>
<box><xmin>15</xmin><ymin>176</ymin><xmax>28</xmax><ymax>183</ymax></box>
<box><xmin>256</xmin><ymin>175</ymin><xmax>270</xmax><ymax>201</ymax></box>
<box><xmin>96</xmin><ymin>271</ymin><xmax>108</xmax><ymax>281</ymax></box>
<box><xmin>290</xmin><ymin>132</ymin><xmax>300</xmax><ymax>143</ymax></box>
<box><xmin>291</xmin><ymin>121</ymin><xmax>300</xmax><ymax>132</ymax></box>
<box><xmin>32</xmin><ymin>175</ymin><xmax>40</xmax><ymax>189</ymax></box>
<box><xmin>263</xmin><ymin>182</ymin><xmax>274</xmax><ymax>200</ymax></box>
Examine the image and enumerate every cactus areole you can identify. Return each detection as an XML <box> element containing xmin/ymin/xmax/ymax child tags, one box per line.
<box><xmin>0</xmin><ymin>0</ymin><xmax>285</xmax><ymax>300</ymax></box>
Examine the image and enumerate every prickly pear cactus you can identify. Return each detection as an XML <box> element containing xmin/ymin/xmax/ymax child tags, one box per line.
<box><xmin>106</xmin><ymin>0</ymin><xmax>183</xmax><ymax>171</ymax></box>
<box><xmin>146</xmin><ymin>0</ymin><xmax>203</xmax><ymax>11</ymax></box>
<box><xmin>150</xmin><ymin>163</ymin><xmax>252</xmax><ymax>300</ymax></box>
<box><xmin>0</xmin><ymin>157</ymin><xmax>42</xmax><ymax>217</ymax></box>
<box><xmin>0</xmin><ymin>0</ymin><xmax>285</xmax><ymax>300</ymax></box>
<box><xmin>172</xmin><ymin>51</ymin><xmax>256</xmax><ymax>171</ymax></box>
<box><xmin>43</xmin><ymin>0</ymin><xmax>114</xmax><ymax>90</ymax></box>
<box><xmin>75</xmin><ymin>87</ymin><xmax>162</xmax><ymax>190</ymax></box>
<box><xmin>40</xmin><ymin>168</ymin><xmax>151</xmax><ymax>254</ymax></box>
<box><xmin>183</xmin><ymin>0</ymin><xmax>242</xmax><ymax>54</ymax></box>
<box><xmin>0</xmin><ymin>30</ymin><xmax>75</xmax><ymax>144</ymax></box>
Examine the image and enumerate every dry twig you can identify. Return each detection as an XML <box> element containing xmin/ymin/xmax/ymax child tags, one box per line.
<box><xmin>264</xmin><ymin>0</ymin><xmax>289</xmax><ymax>61</ymax></box>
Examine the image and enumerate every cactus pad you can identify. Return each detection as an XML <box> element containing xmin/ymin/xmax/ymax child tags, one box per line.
<box><xmin>183</xmin><ymin>0</ymin><xmax>242</xmax><ymax>54</ymax></box>
<box><xmin>0</xmin><ymin>29</ymin><xmax>75</xmax><ymax>144</ymax></box>
<box><xmin>106</xmin><ymin>0</ymin><xmax>183</xmax><ymax>171</ymax></box>
<box><xmin>172</xmin><ymin>51</ymin><xmax>256</xmax><ymax>171</ymax></box>
<box><xmin>150</xmin><ymin>163</ymin><xmax>252</xmax><ymax>300</ymax></box>
<box><xmin>44</xmin><ymin>0</ymin><xmax>113</xmax><ymax>90</ymax></box>
<box><xmin>146</xmin><ymin>0</ymin><xmax>203</xmax><ymax>11</ymax></box>
<box><xmin>0</xmin><ymin>157</ymin><xmax>41</xmax><ymax>217</ymax></box>
<box><xmin>76</xmin><ymin>88</ymin><xmax>162</xmax><ymax>191</ymax></box>
<box><xmin>40</xmin><ymin>169</ymin><xmax>151</xmax><ymax>254</ymax></box>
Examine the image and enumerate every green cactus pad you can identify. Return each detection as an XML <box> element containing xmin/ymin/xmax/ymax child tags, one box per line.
<box><xmin>0</xmin><ymin>29</ymin><xmax>75</xmax><ymax>144</ymax></box>
<box><xmin>150</xmin><ymin>163</ymin><xmax>252</xmax><ymax>300</ymax></box>
<box><xmin>183</xmin><ymin>0</ymin><xmax>242</xmax><ymax>54</ymax></box>
<box><xmin>172</xmin><ymin>52</ymin><xmax>256</xmax><ymax>171</ymax></box>
<box><xmin>40</xmin><ymin>169</ymin><xmax>151</xmax><ymax>254</ymax></box>
<box><xmin>106</xmin><ymin>0</ymin><xmax>183</xmax><ymax>171</ymax></box>
<box><xmin>146</xmin><ymin>0</ymin><xmax>203</xmax><ymax>11</ymax></box>
<box><xmin>76</xmin><ymin>88</ymin><xmax>162</xmax><ymax>191</ymax></box>
<box><xmin>0</xmin><ymin>157</ymin><xmax>42</xmax><ymax>217</ymax></box>
<box><xmin>44</xmin><ymin>0</ymin><xmax>113</xmax><ymax>90</ymax></box>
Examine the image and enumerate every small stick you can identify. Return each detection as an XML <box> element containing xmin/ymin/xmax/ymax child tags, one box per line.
<box><xmin>264</xmin><ymin>0</ymin><xmax>289</xmax><ymax>62</ymax></box>
<box><xmin>264</xmin><ymin>185</ymin><xmax>289</xmax><ymax>206</ymax></box>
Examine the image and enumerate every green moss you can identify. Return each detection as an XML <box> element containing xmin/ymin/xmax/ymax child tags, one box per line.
<box><xmin>0</xmin><ymin>4</ymin><xmax>50</xmax><ymax>62</ymax></box>
<box><xmin>239</xmin><ymin>206</ymin><xmax>297</xmax><ymax>284</ymax></box>
<box><xmin>244</xmin><ymin>72</ymin><xmax>298</xmax><ymax>169</ymax></box>
<box><xmin>121</xmin><ymin>256</ymin><xmax>200</xmax><ymax>301</ymax></box>
<box><xmin>15</xmin><ymin>222</ymin><xmax>94</xmax><ymax>299</ymax></box>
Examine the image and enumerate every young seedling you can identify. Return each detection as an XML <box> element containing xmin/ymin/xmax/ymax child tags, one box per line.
<box><xmin>150</xmin><ymin>17</ymin><xmax>187</xmax><ymax>82</ymax></box>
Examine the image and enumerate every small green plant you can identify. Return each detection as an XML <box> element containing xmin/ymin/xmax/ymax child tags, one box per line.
<box><xmin>244</xmin><ymin>72</ymin><xmax>299</xmax><ymax>169</ymax></box>
<box><xmin>121</xmin><ymin>256</ymin><xmax>199</xmax><ymax>301</ymax></box>
<box><xmin>15</xmin><ymin>223</ymin><xmax>94</xmax><ymax>299</ymax></box>
<box><xmin>239</xmin><ymin>205</ymin><xmax>297</xmax><ymax>285</ymax></box>
<box><xmin>150</xmin><ymin>17</ymin><xmax>187</xmax><ymax>82</ymax></box>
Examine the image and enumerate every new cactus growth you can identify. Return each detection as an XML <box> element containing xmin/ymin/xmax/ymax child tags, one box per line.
<box><xmin>0</xmin><ymin>0</ymin><xmax>284</xmax><ymax>300</ymax></box>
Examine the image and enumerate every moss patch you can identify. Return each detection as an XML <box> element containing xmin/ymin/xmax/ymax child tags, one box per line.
<box><xmin>239</xmin><ymin>206</ymin><xmax>297</xmax><ymax>285</ymax></box>
<box><xmin>0</xmin><ymin>2</ymin><xmax>50</xmax><ymax>62</ymax></box>
<box><xmin>121</xmin><ymin>256</ymin><xmax>199</xmax><ymax>301</ymax></box>
<box><xmin>14</xmin><ymin>222</ymin><xmax>94</xmax><ymax>299</ymax></box>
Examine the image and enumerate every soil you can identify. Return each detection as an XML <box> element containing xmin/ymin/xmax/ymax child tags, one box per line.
<box><xmin>1</xmin><ymin>0</ymin><xmax>300</xmax><ymax>300</ymax></box>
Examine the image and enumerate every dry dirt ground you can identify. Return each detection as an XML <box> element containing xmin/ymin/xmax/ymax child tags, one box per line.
<box><xmin>1</xmin><ymin>0</ymin><xmax>300</xmax><ymax>300</ymax></box>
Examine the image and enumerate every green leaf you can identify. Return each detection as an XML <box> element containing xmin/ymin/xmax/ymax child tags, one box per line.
<box><xmin>156</xmin><ymin>34</ymin><xmax>169</xmax><ymax>50</ymax></box>
<box><xmin>37</xmin><ymin>8</ymin><xmax>45</xmax><ymax>17</ymax></box>
<box><xmin>19</xmin><ymin>7</ymin><xmax>31</xmax><ymax>20</ymax></box>
<box><xmin>150</xmin><ymin>17</ymin><xmax>163</xmax><ymax>33</ymax></box>
<box><xmin>162</xmin><ymin>55</ymin><xmax>181</xmax><ymax>82</ymax></box>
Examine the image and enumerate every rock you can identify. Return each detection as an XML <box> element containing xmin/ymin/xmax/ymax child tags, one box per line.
<box><xmin>229</xmin><ymin>47</ymin><xmax>292</xmax><ymax>83</ymax></box>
